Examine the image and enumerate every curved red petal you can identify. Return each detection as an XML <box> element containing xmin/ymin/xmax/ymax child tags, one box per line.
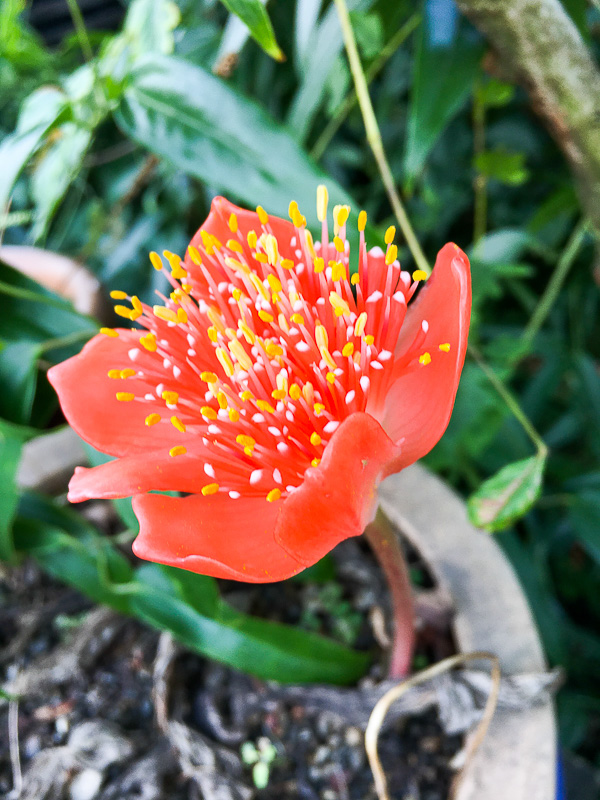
<box><xmin>47</xmin><ymin>331</ymin><xmax>174</xmax><ymax>458</ymax></box>
<box><xmin>132</xmin><ymin>493</ymin><xmax>304</xmax><ymax>583</ymax></box>
<box><xmin>67</xmin><ymin>446</ymin><xmax>211</xmax><ymax>503</ymax></box>
<box><xmin>381</xmin><ymin>243</ymin><xmax>471</xmax><ymax>471</ymax></box>
<box><xmin>274</xmin><ymin>413</ymin><xmax>400</xmax><ymax>566</ymax></box>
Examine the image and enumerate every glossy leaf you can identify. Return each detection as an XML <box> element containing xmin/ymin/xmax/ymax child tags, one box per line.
<box><xmin>404</xmin><ymin>8</ymin><xmax>483</xmax><ymax>179</ymax></box>
<box><xmin>468</xmin><ymin>453</ymin><xmax>546</xmax><ymax>532</ymax></box>
<box><xmin>218</xmin><ymin>0</ymin><xmax>283</xmax><ymax>61</ymax></box>
<box><xmin>115</xmin><ymin>54</ymin><xmax>362</xmax><ymax>235</ymax></box>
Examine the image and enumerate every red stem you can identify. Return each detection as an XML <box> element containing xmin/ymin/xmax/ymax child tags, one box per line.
<box><xmin>364</xmin><ymin>509</ymin><xmax>415</xmax><ymax>679</ymax></box>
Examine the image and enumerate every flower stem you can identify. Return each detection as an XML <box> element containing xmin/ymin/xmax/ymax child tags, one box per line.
<box><xmin>333</xmin><ymin>0</ymin><xmax>431</xmax><ymax>276</ymax></box>
<box><xmin>364</xmin><ymin>508</ymin><xmax>415</xmax><ymax>679</ymax></box>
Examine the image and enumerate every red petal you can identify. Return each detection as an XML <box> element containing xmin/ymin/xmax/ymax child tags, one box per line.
<box><xmin>132</xmin><ymin>493</ymin><xmax>304</xmax><ymax>583</ymax></box>
<box><xmin>381</xmin><ymin>243</ymin><xmax>471</xmax><ymax>471</ymax></box>
<box><xmin>67</xmin><ymin>445</ymin><xmax>211</xmax><ymax>503</ymax></box>
<box><xmin>47</xmin><ymin>331</ymin><xmax>174</xmax><ymax>457</ymax></box>
<box><xmin>274</xmin><ymin>413</ymin><xmax>400</xmax><ymax>566</ymax></box>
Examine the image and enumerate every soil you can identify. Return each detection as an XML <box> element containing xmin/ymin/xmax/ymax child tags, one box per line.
<box><xmin>0</xmin><ymin>528</ymin><xmax>461</xmax><ymax>800</ymax></box>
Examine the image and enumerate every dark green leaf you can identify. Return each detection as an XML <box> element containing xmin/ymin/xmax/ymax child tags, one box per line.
<box><xmin>404</xmin><ymin>15</ymin><xmax>483</xmax><ymax>179</ymax></box>
<box><xmin>218</xmin><ymin>0</ymin><xmax>284</xmax><ymax>61</ymax></box>
<box><xmin>474</xmin><ymin>149</ymin><xmax>529</xmax><ymax>186</ymax></box>
<box><xmin>468</xmin><ymin>454</ymin><xmax>546</xmax><ymax>532</ymax></box>
<box><xmin>0</xmin><ymin>419</ymin><xmax>35</xmax><ymax>561</ymax></box>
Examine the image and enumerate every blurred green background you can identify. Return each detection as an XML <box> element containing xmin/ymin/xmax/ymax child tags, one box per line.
<box><xmin>1</xmin><ymin>0</ymin><xmax>599</xmax><ymax>784</ymax></box>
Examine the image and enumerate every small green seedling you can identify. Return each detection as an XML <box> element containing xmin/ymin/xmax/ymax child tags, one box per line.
<box><xmin>241</xmin><ymin>737</ymin><xmax>278</xmax><ymax>789</ymax></box>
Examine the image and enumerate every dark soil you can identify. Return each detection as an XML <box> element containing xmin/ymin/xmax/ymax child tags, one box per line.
<box><xmin>0</xmin><ymin>533</ymin><xmax>461</xmax><ymax>800</ymax></box>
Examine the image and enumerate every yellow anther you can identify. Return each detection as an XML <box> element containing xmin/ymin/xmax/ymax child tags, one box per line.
<box><xmin>217</xmin><ymin>391</ymin><xmax>228</xmax><ymax>409</ymax></box>
<box><xmin>289</xmin><ymin>383</ymin><xmax>301</xmax><ymax>400</ymax></box>
<box><xmin>272</xmin><ymin>388</ymin><xmax>286</xmax><ymax>400</ymax></box>
<box><xmin>107</xmin><ymin>369</ymin><xmax>121</xmax><ymax>379</ymax></box>
<box><xmin>207</xmin><ymin>327</ymin><xmax>219</xmax><ymax>342</ymax></box>
<box><xmin>177</xmin><ymin>308</ymin><xmax>188</xmax><ymax>324</ymax></box>
<box><xmin>140</xmin><ymin>332</ymin><xmax>157</xmax><ymax>352</ymax></box>
<box><xmin>241</xmin><ymin>390</ymin><xmax>254</xmax><ymax>401</ymax></box>
<box><xmin>201</xmin><ymin>406</ymin><xmax>217</xmax><ymax>419</ymax></box>
<box><xmin>228</xmin><ymin>339</ymin><xmax>253</xmax><ymax>371</ymax></box>
<box><xmin>439</xmin><ymin>343</ymin><xmax>451</xmax><ymax>352</ymax></box>
<box><xmin>358</xmin><ymin>210</ymin><xmax>367</xmax><ymax>232</ymax></box>
<box><xmin>226</xmin><ymin>239</ymin><xmax>243</xmax><ymax>253</ymax></box>
<box><xmin>247</xmin><ymin>230</ymin><xmax>258</xmax><ymax>249</ymax></box>
<box><xmin>311</xmin><ymin>458</ymin><xmax>321</xmax><ymax>467</ymax></box>
<box><xmin>239</xmin><ymin>320</ymin><xmax>256</xmax><ymax>344</ymax></box>
<box><xmin>310</xmin><ymin>432</ymin><xmax>322</xmax><ymax>447</ymax></box>
<box><xmin>171</xmin><ymin>263</ymin><xmax>187</xmax><ymax>280</ymax></box>
<box><xmin>278</xmin><ymin>258</ymin><xmax>291</xmax><ymax>270</ymax></box>
<box><xmin>200</xmin><ymin>230</ymin><xmax>221</xmax><ymax>254</ymax></box>
<box><xmin>100</xmin><ymin>327</ymin><xmax>118</xmax><ymax>337</ymax></box>
<box><xmin>267</xmin><ymin>274</ymin><xmax>282</xmax><ymax>293</ymax></box>
<box><xmin>120</xmin><ymin>368</ymin><xmax>136</xmax><ymax>379</ymax></box>
<box><xmin>315</xmin><ymin>324</ymin><xmax>328</xmax><ymax>350</ymax></box>
<box><xmin>314</xmin><ymin>257</ymin><xmax>325</xmax><ymax>274</ymax></box>
<box><xmin>336</xmin><ymin>205</ymin><xmax>350</xmax><ymax>229</ymax></box>
<box><xmin>316</xmin><ymin>185</ymin><xmax>329</xmax><ymax>223</ymax></box>
<box><xmin>188</xmin><ymin>245</ymin><xmax>202</xmax><ymax>265</ymax></box>
<box><xmin>326</xmin><ymin>372</ymin><xmax>336</xmax><ymax>384</ymax></box>
<box><xmin>302</xmin><ymin>382</ymin><xmax>314</xmax><ymax>404</ymax></box>
<box><xmin>254</xmin><ymin>252</ymin><xmax>268</xmax><ymax>263</ymax></box>
<box><xmin>264</xmin><ymin>234</ymin><xmax>279</xmax><ymax>266</ymax></box>
<box><xmin>384</xmin><ymin>226</ymin><xmax>396</xmax><ymax>245</ymax></box>
<box><xmin>236</xmin><ymin>434</ymin><xmax>256</xmax><ymax>449</ymax></box>
<box><xmin>412</xmin><ymin>269</ymin><xmax>428</xmax><ymax>282</ymax></box>
<box><xmin>116</xmin><ymin>392</ymin><xmax>135</xmax><ymax>402</ymax></box>
<box><xmin>145</xmin><ymin>413</ymin><xmax>161</xmax><ymax>426</ymax></box>
<box><xmin>229</xmin><ymin>408</ymin><xmax>240</xmax><ymax>422</ymax></box>
<box><xmin>365</xmin><ymin>334</ymin><xmax>375</xmax><ymax>346</ymax></box>
<box><xmin>228</xmin><ymin>213</ymin><xmax>238</xmax><ymax>233</ymax></box>
<box><xmin>257</xmin><ymin>205</ymin><xmax>269</xmax><ymax>225</ymax></box>
<box><xmin>266</xmin><ymin>488</ymin><xmax>282</xmax><ymax>503</ymax></box>
<box><xmin>169</xmin><ymin>446</ymin><xmax>187</xmax><ymax>457</ymax></box>
<box><xmin>181</xmin><ymin>283</ymin><xmax>192</xmax><ymax>293</ymax></box>
<box><xmin>149</xmin><ymin>251</ymin><xmax>163</xmax><ymax>270</ymax></box>
<box><xmin>258</xmin><ymin>310</ymin><xmax>274</xmax><ymax>323</ymax></box>
<box><xmin>351</xmin><ymin>273</ymin><xmax>360</xmax><ymax>285</ymax></box>
<box><xmin>232</xmin><ymin>287</ymin><xmax>242</xmax><ymax>302</ymax></box>
<box><xmin>320</xmin><ymin>346</ymin><xmax>337</xmax><ymax>370</ymax></box>
<box><xmin>354</xmin><ymin>312</ymin><xmax>367</xmax><ymax>337</ymax></box>
<box><xmin>385</xmin><ymin>244</ymin><xmax>398</xmax><ymax>265</ymax></box>
<box><xmin>201</xmin><ymin>371</ymin><xmax>218</xmax><ymax>383</ymax></box>
<box><xmin>289</xmin><ymin>200</ymin><xmax>299</xmax><ymax>220</ymax></box>
<box><xmin>249</xmin><ymin>273</ymin><xmax>270</xmax><ymax>301</ymax></box>
<box><xmin>331</xmin><ymin>261</ymin><xmax>346</xmax><ymax>282</ymax></box>
<box><xmin>161</xmin><ymin>390</ymin><xmax>179</xmax><ymax>404</ymax></box>
<box><xmin>266</xmin><ymin>342</ymin><xmax>283</xmax><ymax>358</ymax></box>
<box><xmin>313</xmin><ymin>403</ymin><xmax>325</xmax><ymax>416</ymax></box>
<box><xmin>153</xmin><ymin>305</ymin><xmax>178</xmax><ymax>323</ymax></box>
<box><xmin>201</xmin><ymin>482</ymin><xmax>219</xmax><ymax>495</ymax></box>
<box><xmin>342</xmin><ymin>342</ymin><xmax>354</xmax><ymax>357</ymax></box>
<box><xmin>419</xmin><ymin>352</ymin><xmax>432</xmax><ymax>365</ymax></box>
<box><xmin>216</xmin><ymin>347</ymin><xmax>235</xmax><ymax>377</ymax></box>
<box><xmin>278</xmin><ymin>313</ymin><xmax>289</xmax><ymax>333</ymax></box>
<box><xmin>207</xmin><ymin>307</ymin><xmax>226</xmax><ymax>333</ymax></box>
<box><xmin>329</xmin><ymin>292</ymin><xmax>350</xmax><ymax>316</ymax></box>
<box><xmin>114</xmin><ymin>305</ymin><xmax>134</xmax><ymax>319</ymax></box>
<box><xmin>276</xmin><ymin>372</ymin><xmax>288</xmax><ymax>393</ymax></box>
<box><xmin>290</xmin><ymin>313</ymin><xmax>304</xmax><ymax>326</ymax></box>
<box><xmin>333</xmin><ymin>236</ymin><xmax>345</xmax><ymax>253</ymax></box>
<box><xmin>171</xmin><ymin>415</ymin><xmax>186</xmax><ymax>433</ymax></box>
<box><xmin>110</xmin><ymin>290</ymin><xmax>127</xmax><ymax>300</ymax></box>
<box><xmin>256</xmin><ymin>399</ymin><xmax>275</xmax><ymax>414</ymax></box>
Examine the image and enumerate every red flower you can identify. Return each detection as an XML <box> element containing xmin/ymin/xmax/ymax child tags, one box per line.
<box><xmin>48</xmin><ymin>191</ymin><xmax>471</xmax><ymax>583</ymax></box>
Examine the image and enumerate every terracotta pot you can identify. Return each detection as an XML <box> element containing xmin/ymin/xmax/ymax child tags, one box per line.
<box><xmin>378</xmin><ymin>465</ymin><xmax>557</xmax><ymax>800</ymax></box>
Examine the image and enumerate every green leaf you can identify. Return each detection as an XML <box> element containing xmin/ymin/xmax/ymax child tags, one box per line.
<box><xmin>475</xmin><ymin>77</ymin><xmax>515</xmax><ymax>108</ymax></box>
<box><xmin>467</xmin><ymin>454</ymin><xmax>546</xmax><ymax>532</ymax></box>
<box><xmin>31</xmin><ymin>123</ymin><xmax>92</xmax><ymax>240</ymax></box>
<box><xmin>349</xmin><ymin>11</ymin><xmax>383</xmax><ymax>60</ymax></box>
<box><xmin>404</xmin><ymin>15</ymin><xmax>483</xmax><ymax>179</ymax></box>
<box><xmin>0</xmin><ymin>419</ymin><xmax>35</xmax><ymax>562</ymax></box>
<box><xmin>115</xmin><ymin>54</ymin><xmax>365</xmax><ymax>237</ymax></box>
<box><xmin>218</xmin><ymin>0</ymin><xmax>283</xmax><ymax>61</ymax></box>
<box><xmin>124</xmin><ymin>0</ymin><xmax>181</xmax><ymax>55</ymax></box>
<box><xmin>474</xmin><ymin>149</ymin><xmax>529</xmax><ymax>186</ymax></box>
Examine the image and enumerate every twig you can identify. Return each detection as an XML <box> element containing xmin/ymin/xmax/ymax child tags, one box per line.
<box><xmin>9</xmin><ymin>699</ymin><xmax>22</xmax><ymax>798</ymax></box>
<box><xmin>333</xmin><ymin>0</ymin><xmax>431</xmax><ymax>275</ymax></box>
<box><xmin>365</xmin><ymin>651</ymin><xmax>501</xmax><ymax>800</ymax></box>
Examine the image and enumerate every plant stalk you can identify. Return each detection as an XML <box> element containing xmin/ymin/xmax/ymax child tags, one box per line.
<box><xmin>364</xmin><ymin>508</ymin><xmax>415</xmax><ymax>679</ymax></box>
<box><xmin>333</xmin><ymin>0</ymin><xmax>431</xmax><ymax>275</ymax></box>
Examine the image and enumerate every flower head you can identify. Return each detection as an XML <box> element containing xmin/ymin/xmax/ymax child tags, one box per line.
<box><xmin>48</xmin><ymin>190</ymin><xmax>471</xmax><ymax>582</ymax></box>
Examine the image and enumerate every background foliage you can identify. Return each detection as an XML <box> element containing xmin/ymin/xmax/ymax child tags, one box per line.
<box><xmin>1</xmin><ymin>0</ymin><xmax>599</xmax><ymax>777</ymax></box>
